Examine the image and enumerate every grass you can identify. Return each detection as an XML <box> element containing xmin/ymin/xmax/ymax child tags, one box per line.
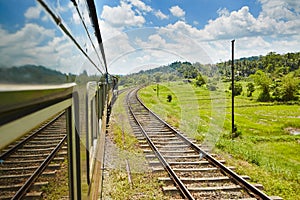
<box><xmin>41</xmin><ymin>157</ymin><xmax>69</xmax><ymax>199</ymax></box>
<box><xmin>137</xmin><ymin>84</ymin><xmax>181</xmax><ymax>128</ymax></box>
<box><xmin>139</xmin><ymin>81</ymin><xmax>300</xmax><ymax>200</ymax></box>
<box><xmin>102</xmin><ymin>91</ymin><xmax>166</xmax><ymax>199</ymax></box>
<box><xmin>103</xmin><ymin>169</ymin><xmax>167</xmax><ymax>200</ymax></box>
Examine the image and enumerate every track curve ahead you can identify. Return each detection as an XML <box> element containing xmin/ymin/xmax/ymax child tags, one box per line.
<box><xmin>127</xmin><ymin>87</ymin><xmax>272</xmax><ymax>200</ymax></box>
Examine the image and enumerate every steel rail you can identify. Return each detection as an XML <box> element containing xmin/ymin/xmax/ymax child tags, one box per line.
<box><xmin>12</xmin><ymin>134</ymin><xmax>67</xmax><ymax>200</ymax></box>
<box><xmin>0</xmin><ymin>112</ymin><xmax>65</xmax><ymax>160</ymax></box>
<box><xmin>127</xmin><ymin>89</ymin><xmax>195</xmax><ymax>200</ymax></box>
<box><xmin>135</xmin><ymin>88</ymin><xmax>272</xmax><ymax>200</ymax></box>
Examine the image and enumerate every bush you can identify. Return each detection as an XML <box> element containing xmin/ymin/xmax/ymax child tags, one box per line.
<box><xmin>281</xmin><ymin>74</ymin><xmax>299</xmax><ymax>101</ymax></box>
<box><xmin>257</xmin><ymin>89</ymin><xmax>271</xmax><ymax>102</ymax></box>
<box><xmin>250</xmin><ymin>70</ymin><xmax>272</xmax><ymax>102</ymax></box>
<box><xmin>231</xmin><ymin>124</ymin><xmax>242</xmax><ymax>139</ymax></box>
<box><xmin>194</xmin><ymin>74</ymin><xmax>206</xmax><ymax>87</ymax></box>
<box><xmin>207</xmin><ymin>84</ymin><xmax>217</xmax><ymax>91</ymax></box>
<box><xmin>229</xmin><ymin>83</ymin><xmax>243</xmax><ymax>96</ymax></box>
<box><xmin>167</xmin><ymin>94</ymin><xmax>172</xmax><ymax>102</ymax></box>
<box><xmin>246</xmin><ymin>82</ymin><xmax>255</xmax><ymax>97</ymax></box>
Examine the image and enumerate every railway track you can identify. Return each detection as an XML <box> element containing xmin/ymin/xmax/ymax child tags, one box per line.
<box><xmin>0</xmin><ymin>112</ymin><xmax>67</xmax><ymax>200</ymax></box>
<box><xmin>126</xmin><ymin>88</ymin><xmax>276</xmax><ymax>200</ymax></box>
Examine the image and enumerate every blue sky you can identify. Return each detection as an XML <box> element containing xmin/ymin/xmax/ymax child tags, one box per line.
<box><xmin>0</xmin><ymin>0</ymin><xmax>299</xmax><ymax>75</ymax></box>
<box><xmin>96</xmin><ymin>0</ymin><xmax>300</xmax><ymax>74</ymax></box>
<box><xmin>97</xmin><ymin>0</ymin><xmax>262</xmax><ymax>29</ymax></box>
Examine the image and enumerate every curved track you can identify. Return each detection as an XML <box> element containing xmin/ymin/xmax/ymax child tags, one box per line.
<box><xmin>0</xmin><ymin>112</ymin><xmax>67</xmax><ymax>200</ymax></box>
<box><xmin>127</xmin><ymin>88</ymin><xmax>272</xmax><ymax>200</ymax></box>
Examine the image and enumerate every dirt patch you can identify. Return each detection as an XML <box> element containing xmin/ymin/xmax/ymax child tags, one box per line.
<box><xmin>285</xmin><ymin>127</ymin><xmax>300</xmax><ymax>135</ymax></box>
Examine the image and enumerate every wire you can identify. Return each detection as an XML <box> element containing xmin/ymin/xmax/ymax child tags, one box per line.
<box><xmin>70</xmin><ymin>0</ymin><xmax>106</xmax><ymax>73</ymax></box>
<box><xmin>86</xmin><ymin>0</ymin><xmax>108</xmax><ymax>75</ymax></box>
<box><xmin>37</xmin><ymin>0</ymin><xmax>103</xmax><ymax>74</ymax></box>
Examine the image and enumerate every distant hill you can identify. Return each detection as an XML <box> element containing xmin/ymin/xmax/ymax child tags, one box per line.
<box><xmin>118</xmin><ymin>51</ymin><xmax>300</xmax><ymax>87</ymax></box>
<box><xmin>0</xmin><ymin>65</ymin><xmax>69</xmax><ymax>84</ymax></box>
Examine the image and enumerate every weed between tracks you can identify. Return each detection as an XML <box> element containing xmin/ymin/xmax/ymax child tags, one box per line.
<box><xmin>102</xmin><ymin>91</ymin><xmax>166</xmax><ymax>200</ymax></box>
<box><xmin>40</xmin><ymin>157</ymin><xmax>69</xmax><ymax>199</ymax></box>
<box><xmin>103</xmin><ymin>169</ymin><xmax>166</xmax><ymax>200</ymax></box>
<box><xmin>139</xmin><ymin>82</ymin><xmax>300</xmax><ymax>200</ymax></box>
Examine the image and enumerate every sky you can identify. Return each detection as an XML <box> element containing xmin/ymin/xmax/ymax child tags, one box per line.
<box><xmin>0</xmin><ymin>0</ymin><xmax>300</xmax><ymax>75</ymax></box>
<box><xmin>97</xmin><ymin>0</ymin><xmax>300</xmax><ymax>74</ymax></box>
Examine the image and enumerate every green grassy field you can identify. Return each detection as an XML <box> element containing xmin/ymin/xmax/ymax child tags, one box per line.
<box><xmin>139</xmin><ymin>81</ymin><xmax>300</xmax><ymax>200</ymax></box>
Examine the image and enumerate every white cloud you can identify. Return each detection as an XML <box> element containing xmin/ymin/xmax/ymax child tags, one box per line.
<box><xmin>258</xmin><ymin>0</ymin><xmax>300</xmax><ymax>20</ymax></box>
<box><xmin>0</xmin><ymin>23</ymin><xmax>55</xmax><ymax>48</ymax></box>
<box><xmin>135</xmin><ymin>34</ymin><xmax>166</xmax><ymax>49</ymax></box>
<box><xmin>148</xmin><ymin>34</ymin><xmax>166</xmax><ymax>47</ymax></box>
<box><xmin>0</xmin><ymin>23</ymin><xmax>90</xmax><ymax>74</ymax></box>
<box><xmin>71</xmin><ymin>1</ymin><xmax>92</xmax><ymax>27</ymax></box>
<box><xmin>201</xmin><ymin>6</ymin><xmax>257</xmax><ymax>40</ymax></box>
<box><xmin>55</xmin><ymin>0</ymin><xmax>69</xmax><ymax>13</ymax></box>
<box><xmin>98</xmin><ymin>0</ymin><xmax>300</xmax><ymax>74</ymax></box>
<box><xmin>132</xmin><ymin>28</ymin><xmax>211</xmax><ymax>64</ymax></box>
<box><xmin>217</xmin><ymin>7</ymin><xmax>230</xmax><ymax>17</ymax></box>
<box><xmin>169</xmin><ymin>5</ymin><xmax>185</xmax><ymax>18</ymax></box>
<box><xmin>196</xmin><ymin>6</ymin><xmax>300</xmax><ymax>41</ymax></box>
<box><xmin>156</xmin><ymin>5</ymin><xmax>300</xmax><ymax>44</ymax></box>
<box><xmin>155</xmin><ymin>10</ymin><xmax>168</xmax><ymax>20</ymax></box>
<box><xmin>72</xmin><ymin>11</ymin><xmax>81</xmax><ymax>25</ymax></box>
<box><xmin>158</xmin><ymin>21</ymin><xmax>202</xmax><ymax>41</ymax></box>
<box><xmin>104</xmin><ymin>32</ymin><xmax>135</xmax><ymax>66</ymax></box>
<box><xmin>24</xmin><ymin>5</ymin><xmax>42</xmax><ymax>19</ymax></box>
<box><xmin>101</xmin><ymin>2</ymin><xmax>145</xmax><ymax>28</ymax></box>
<box><xmin>127</xmin><ymin>0</ymin><xmax>152</xmax><ymax>12</ymax></box>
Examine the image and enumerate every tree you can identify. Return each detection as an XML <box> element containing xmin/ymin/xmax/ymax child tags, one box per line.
<box><xmin>281</xmin><ymin>74</ymin><xmax>299</xmax><ymax>101</ymax></box>
<box><xmin>251</xmin><ymin>70</ymin><xmax>272</xmax><ymax>101</ymax></box>
<box><xmin>177</xmin><ymin>62</ymin><xmax>198</xmax><ymax>79</ymax></box>
<box><xmin>154</xmin><ymin>72</ymin><xmax>162</xmax><ymax>83</ymax></box>
<box><xmin>229</xmin><ymin>82</ymin><xmax>243</xmax><ymax>96</ymax></box>
<box><xmin>195</xmin><ymin>73</ymin><xmax>206</xmax><ymax>87</ymax></box>
<box><xmin>246</xmin><ymin>82</ymin><xmax>255</xmax><ymax>97</ymax></box>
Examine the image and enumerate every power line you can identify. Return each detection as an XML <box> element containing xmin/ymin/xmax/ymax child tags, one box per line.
<box><xmin>37</xmin><ymin>0</ymin><xmax>103</xmax><ymax>74</ymax></box>
<box><xmin>86</xmin><ymin>0</ymin><xmax>108</xmax><ymax>75</ymax></box>
<box><xmin>70</xmin><ymin>0</ymin><xmax>106</xmax><ymax>73</ymax></box>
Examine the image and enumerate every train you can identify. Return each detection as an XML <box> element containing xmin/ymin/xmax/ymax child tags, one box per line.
<box><xmin>0</xmin><ymin>0</ymin><xmax>118</xmax><ymax>199</ymax></box>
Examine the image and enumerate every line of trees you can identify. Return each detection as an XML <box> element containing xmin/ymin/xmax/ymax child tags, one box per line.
<box><xmin>218</xmin><ymin>52</ymin><xmax>300</xmax><ymax>102</ymax></box>
<box><xmin>119</xmin><ymin>51</ymin><xmax>300</xmax><ymax>102</ymax></box>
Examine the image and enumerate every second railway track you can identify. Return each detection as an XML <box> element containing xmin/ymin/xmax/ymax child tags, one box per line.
<box><xmin>127</xmin><ymin>88</ymin><xmax>277</xmax><ymax>200</ymax></box>
<box><xmin>0</xmin><ymin>112</ymin><xmax>67</xmax><ymax>200</ymax></box>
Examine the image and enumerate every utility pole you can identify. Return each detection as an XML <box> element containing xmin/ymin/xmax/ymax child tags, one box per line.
<box><xmin>231</xmin><ymin>40</ymin><xmax>235</xmax><ymax>134</ymax></box>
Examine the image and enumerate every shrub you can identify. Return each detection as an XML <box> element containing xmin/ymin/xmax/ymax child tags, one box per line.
<box><xmin>194</xmin><ymin>74</ymin><xmax>206</xmax><ymax>87</ymax></box>
<box><xmin>231</xmin><ymin>124</ymin><xmax>242</xmax><ymax>139</ymax></box>
<box><xmin>246</xmin><ymin>82</ymin><xmax>255</xmax><ymax>97</ymax></box>
<box><xmin>250</xmin><ymin>70</ymin><xmax>272</xmax><ymax>102</ymax></box>
<box><xmin>229</xmin><ymin>83</ymin><xmax>243</xmax><ymax>96</ymax></box>
<box><xmin>167</xmin><ymin>94</ymin><xmax>172</xmax><ymax>102</ymax></box>
<box><xmin>281</xmin><ymin>74</ymin><xmax>299</xmax><ymax>101</ymax></box>
<box><xmin>207</xmin><ymin>84</ymin><xmax>217</xmax><ymax>91</ymax></box>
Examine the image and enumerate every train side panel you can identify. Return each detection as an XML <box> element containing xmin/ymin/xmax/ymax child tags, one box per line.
<box><xmin>0</xmin><ymin>0</ymin><xmax>117</xmax><ymax>199</ymax></box>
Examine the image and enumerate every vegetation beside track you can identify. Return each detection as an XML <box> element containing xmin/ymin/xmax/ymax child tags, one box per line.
<box><xmin>139</xmin><ymin>82</ymin><xmax>300</xmax><ymax>200</ymax></box>
<box><xmin>103</xmin><ymin>91</ymin><xmax>166</xmax><ymax>200</ymax></box>
<box><xmin>41</xmin><ymin>158</ymin><xmax>69</xmax><ymax>199</ymax></box>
